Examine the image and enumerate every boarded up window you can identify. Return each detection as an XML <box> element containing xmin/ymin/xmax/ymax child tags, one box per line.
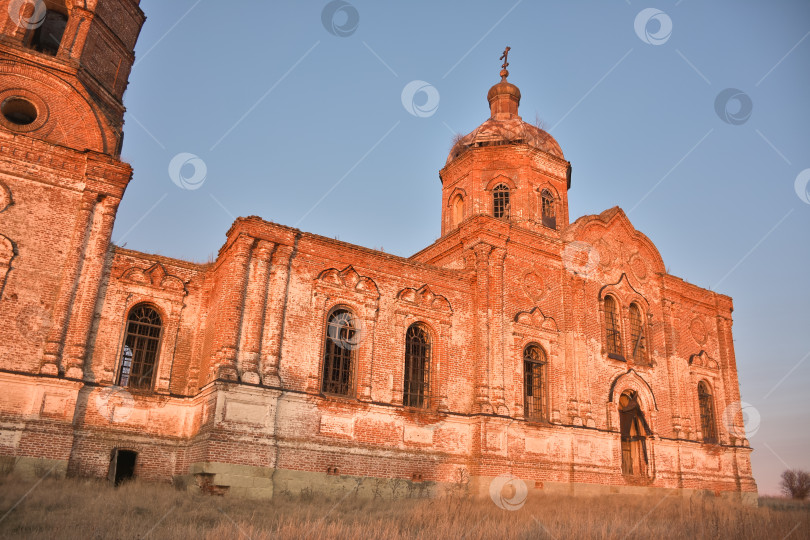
<box><xmin>699</xmin><ymin>382</ymin><xmax>717</xmax><ymax>444</ymax></box>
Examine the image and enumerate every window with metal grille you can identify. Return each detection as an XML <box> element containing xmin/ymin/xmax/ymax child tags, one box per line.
<box><xmin>403</xmin><ymin>324</ymin><xmax>430</xmax><ymax>408</ymax></box>
<box><xmin>629</xmin><ymin>303</ymin><xmax>647</xmax><ymax>364</ymax></box>
<box><xmin>493</xmin><ymin>184</ymin><xmax>510</xmax><ymax>219</ymax></box>
<box><xmin>117</xmin><ymin>304</ymin><xmax>162</xmax><ymax>390</ymax></box>
<box><xmin>698</xmin><ymin>382</ymin><xmax>717</xmax><ymax>444</ymax></box>
<box><xmin>322</xmin><ymin>308</ymin><xmax>357</xmax><ymax>396</ymax></box>
<box><xmin>523</xmin><ymin>344</ymin><xmax>547</xmax><ymax>420</ymax></box>
<box><xmin>604</xmin><ymin>295</ymin><xmax>623</xmax><ymax>359</ymax></box>
<box><xmin>541</xmin><ymin>189</ymin><xmax>556</xmax><ymax>229</ymax></box>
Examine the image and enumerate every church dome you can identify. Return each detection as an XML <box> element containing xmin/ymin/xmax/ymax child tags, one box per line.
<box><xmin>447</xmin><ymin>68</ymin><xmax>563</xmax><ymax>164</ymax></box>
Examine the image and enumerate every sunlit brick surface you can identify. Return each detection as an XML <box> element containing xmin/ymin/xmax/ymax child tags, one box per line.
<box><xmin>0</xmin><ymin>0</ymin><xmax>755</xmax><ymax>502</ymax></box>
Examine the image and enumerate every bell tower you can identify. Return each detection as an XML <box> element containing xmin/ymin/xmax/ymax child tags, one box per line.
<box><xmin>0</xmin><ymin>0</ymin><xmax>145</xmax><ymax>378</ymax></box>
<box><xmin>440</xmin><ymin>48</ymin><xmax>571</xmax><ymax>237</ymax></box>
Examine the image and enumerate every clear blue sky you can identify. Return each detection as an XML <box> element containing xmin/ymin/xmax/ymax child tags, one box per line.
<box><xmin>115</xmin><ymin>0</ymin><xmax>810</xmax><ymax>496</ymax></box>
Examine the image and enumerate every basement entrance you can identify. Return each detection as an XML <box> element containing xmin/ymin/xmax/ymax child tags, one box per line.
<box><xmin>109</xmin><ymin>449</ymin><xmax>137</xmax><ymax>486</ymax></box>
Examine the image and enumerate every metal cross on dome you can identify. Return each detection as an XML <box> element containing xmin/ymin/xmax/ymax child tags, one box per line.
<box><xmin>500</xmin><ymin>46</ymin><xmax>511</xmax><ymax>70</ymax></box>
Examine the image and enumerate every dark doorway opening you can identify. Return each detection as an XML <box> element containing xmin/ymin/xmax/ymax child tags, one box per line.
<box><xmin>109</xmin><ymin>449</ymin><xmax>137</xmax><ymax>486</ymax></box>
<box><xmin>619</xmin><ymin>390</ymin><xmax>650</xmax><ymax>477</ymax></box>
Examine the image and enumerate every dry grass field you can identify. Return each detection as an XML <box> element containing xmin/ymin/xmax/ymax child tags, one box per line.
<box><xmin>0</xmin><ymin>475</ymin><xmax>807</xmax><ymax>539</ymax></box>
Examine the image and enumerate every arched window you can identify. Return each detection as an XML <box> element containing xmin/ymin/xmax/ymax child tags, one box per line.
<box><xmin>322</xmin><ymin>308</ymin><xmax>358</xmax><ymax>396</ymax></box>
<box><xmin>28</xmin><ymin>7</ymin><xmax>68</xmax><ymax>56</ymax></box>
<box><xmin>523</xmin><ymin>344</ymin><xmax>547</xmax><ymax>420</ymax></box>
<box><xmin>604</xmin><ymin>295</ymin><xmax>623</xmax><ymax>359</ymax></box>
<box><xmin>698</xmin><ymin>381</ymin><xmax>717</xmax><ymax>444</ymax></box>
<box><xmin>493</xmin><ymin>184</ymin><xmax>510</xmax><ymax>219</ymax></box>
<box><xmin>452</xmin><ymin>195</ymin><xmax>464</xmax><ymax>227</ymax></box>
<box><xmin>619</xmin><ymin>390</ymin><xmax>649</xmax><ymax>476</ymax></box>
<box><xmin>541</xmin><ymin>189</ymin><xmax>556</xmax><ymax>229</ymax></box>
<box><xmin>403</xmin><ymin>324</ymin><xmax>430</xmax><ymax>408</ymax></box>
<box><xmin>117</xmin><ymin>304</ymin><xmax>162</xmax><ymax>390</ymax></box>
<box><xmin>628</xmin><ymin>303</ymin><xmax>647</xmax><ymax>364</ymax></box>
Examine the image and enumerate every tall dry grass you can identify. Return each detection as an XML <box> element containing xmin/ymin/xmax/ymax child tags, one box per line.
<box><xmin>0</xmin><ymin>475</ymin><xmax>807</xmax><ymax>539</ymax></box>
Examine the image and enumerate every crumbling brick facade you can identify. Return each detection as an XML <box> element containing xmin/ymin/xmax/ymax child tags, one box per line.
<box><xmin>0</xmin><ymin>1</ymin><xmax>756</xmax><ymax>503</ymax></box>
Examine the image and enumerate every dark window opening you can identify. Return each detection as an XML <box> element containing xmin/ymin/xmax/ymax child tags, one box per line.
<box><xmin>30</xmin><ymin>10</ymin><xmax>68</xmax><ymax>56</ymax></box>
<box><xmin>109</xmin><ymin>449</ymin><xmax>137</xmax><ymax>486</ymax></box>
<box><xmin>117</xmin><ymin>304</ymin><xmax>162</xmax><ymax>390</ymax></box>
<box><xmin>604</xmin><ymin>296</ymin><xmax>623</xmax><ymax>360</ymax></box>
<box><xmin>541</xmin><ymin>189</ymin><xmax>556</xmax><ymax>230</ymax></box>
<box><xmin>523</xmin><ymin>345</ymin><xmax>547</xmax><ymax>420</ymax></box>
<box><xmin>1</xmin><ymin>97</ymin><xmax>37</xmax><ymax>125</ymax></box>
<box><xmin>619</xmin><ymin>390</ymin><xmax>649</xmax><ymax>476</ymax></box>
<box><xmin>629</xmin><ymin>303</ymin><xmax>647</xmax><ymax>365</ymax></box>
<box><xmin>699</xmin><ymin>382</ymin><xmax>718</xmax><ymax>444</ymax></box>
<box><xmin>322</xmin><ymin>308</ymin><xmax>357</xmax><ymax>396</ymax></box>
<box><xmin>403</xmin><ymin>324</ymin><xmax>430</xmax><ymax>408</ymax></box>
<box><xmin>493</xmin><ymin>184</ymin><xmax>510</xmax><ymax>219</ymax></box>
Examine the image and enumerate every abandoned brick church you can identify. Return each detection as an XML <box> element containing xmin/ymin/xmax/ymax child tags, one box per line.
<box><xmin>0</xmin><ymin>0</ymin><xmax>757</xmax><ymax>503</ymax></box>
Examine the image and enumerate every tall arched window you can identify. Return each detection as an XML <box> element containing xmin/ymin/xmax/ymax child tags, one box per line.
<box><xmin>403</xmin><ymin>324</ymin><xmax>430</xmax><ymax>408</ymax></box>
<box><xmin>523</xmin><ymin>344</ymin><xmax>547</xmax><ymax>420</ymax></box>
<box><xmin>117</xmin><ymin>304</ymin><xmax>162</xmax><ymax>390</ymax></box>
<box><xmin>541</xmin><ymin>189</ymin><xmax>556</xmax><ymax>229</ymax></box>
<box><xmin>493</xmin><ymin>184</ymin><xmax>510</xmax><ymax>219</ymax></box>
<box><xmin>604</xmin><ymin>295</ymin><xmax>623</xmax><ymax>359</ymax></box>
<box><xmin>698</xmin><ymin>381</ymin><xmax>717</xmax><ymax>444</ymax></box>
<box><xmin>452</xmin><ymin>195</ymin><xmax>464</xmax><ymax>228</ymax></box>
<box><xmin>628</xmin><ymin>303</ymin><xmax>647</xmax><ymax>364</ymax></box>
<box><xmin>322</xmin><ymin>308</ymin><xmax>358</xmax><ymax>396</ymax></box>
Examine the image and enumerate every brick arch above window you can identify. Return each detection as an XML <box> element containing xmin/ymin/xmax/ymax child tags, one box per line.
<box><xmin>484</xmin><ymin>175</ymin><xmax>517</xmax><ymax>191</ymax></box>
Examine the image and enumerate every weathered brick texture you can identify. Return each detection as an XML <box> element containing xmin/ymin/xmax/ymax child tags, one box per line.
<box><xmin>0</xmin><ymin>2</ymin><xmax>755</xmax><ymax>502</ymax></box>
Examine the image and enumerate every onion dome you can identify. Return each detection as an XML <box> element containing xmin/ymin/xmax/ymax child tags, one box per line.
<box><xmin>447</xmin><ymin>61</ymin><xmax>563</xmax><ymax>164</ymax></box>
